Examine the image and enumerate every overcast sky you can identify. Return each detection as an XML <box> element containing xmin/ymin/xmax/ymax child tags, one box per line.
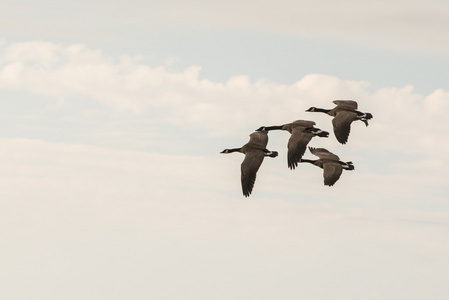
<box><xmin>1</xmin><ymin>1</ymin><xmax>449</xmax><ymax>299</ymax></box>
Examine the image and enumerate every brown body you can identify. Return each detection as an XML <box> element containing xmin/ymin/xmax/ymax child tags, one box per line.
<box><xmin>221</xmin><ymin>131</ymin><xmax>278</xmax><ymax>197</ymax></box>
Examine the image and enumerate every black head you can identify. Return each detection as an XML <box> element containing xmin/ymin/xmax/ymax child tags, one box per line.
<box><xmin>307</xmin><ymin>127</ymin><xmax>329</xmax><ymax>137</ymax></box>
<box><xmin>358</xmin><ymin>112</ymin><xmax>373</xmax><ymax>126</ymax></box>
<box><xmin>343</xmin><ymin>161</ymin><xmax>355</xmax><ymax>170</ymax></box>
<box><xmin>306</xmin><ymin>107</ymin><xmax>316</xmax><ymax>112</ymax></box>
<box><xmin>318</xmin><ymin>131</ymin><xmax>329</xmax><ymax>138</ymax></box>
<box><xmin>255</xmin><ymin>126</ymin><xmax>266</xmax><ymax>132</ymax></box>
<box><xmin>311</xmin><ymin>128</ymin><xmax>329</xmax><ymax>137</ymax></box>
<box><xmin>220</xmin><ymin>149</ymin><xmax>229</xmax><ymax>154</ymax></box>
<box><xmin>266</xmin><ymin>151</ymin><xmax>278</xmax><ymax>158</ymax></box>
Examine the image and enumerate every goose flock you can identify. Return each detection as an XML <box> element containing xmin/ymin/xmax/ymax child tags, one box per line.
<box><xmin>221</xmin><ymin>100</ymin><xmax>373</xmax><ymax>197</ymax></box>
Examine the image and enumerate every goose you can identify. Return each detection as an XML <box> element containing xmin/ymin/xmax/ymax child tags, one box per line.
<box><xmin>255</xmin><ymin>120</ymin><xmax>329</xmax><ymax>170</ymax></box>
<box><xmin>300</xmin><ymin>147</ymin><xmax>354</xmax><ymax>186</ymax></box>
<box><xmin>306</xmin><ymin>100</ymin><xmax>373</xmax><ymax>144</ymax></box>
<box><xmin>221</xmin><ymin>131</ymin><xmax>278</xmax><ymax>197</ymax></box>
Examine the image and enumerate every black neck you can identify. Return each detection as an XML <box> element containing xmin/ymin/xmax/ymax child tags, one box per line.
<box><xmin>300</xmin><ymin>159</ymin><xmax>316</xmax><ymax>164</ymax></box>
<box><xmin>258</xmin><ymin>125</ymin><xmax>284</xmax><ymax>131</ymax></box>
<box><xmin>313</xmin><ymin>108</ymin><xmax>331</xmax><ymax>114</ymax></box>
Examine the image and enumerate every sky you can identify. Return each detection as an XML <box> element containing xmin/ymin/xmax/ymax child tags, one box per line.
<box><xmin>1</xmin><ymin>0</ymin><xmax>449</xmax><ymax>299</ymax></box>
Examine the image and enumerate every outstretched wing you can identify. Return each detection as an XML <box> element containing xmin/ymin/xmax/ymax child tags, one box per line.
<box><xmin>322</xmin><ymin>162</ymin><xmax>343</xmax><ymax>186</ymax></box>
<box><xmin>332</xmin><ymin>111</ymin><xmax>357</xmax><ymax>144</ymax></box>
<box><xmin>240</xmin><ymin>150</ymin><xmax>265</xmax><ymax>197</ymax></box>
<box><xmin>291</xmin><ymin>120</ymin><xmax>316</xmax><ymax>128</ymax></box>
<box><xmin>248</xmin><ymin>131</ymin><xmax>268</xmax><ymax>149</ymax></box>
<box><xmin>288</xmin><ymin>129</ymin><xmax>313</xmax><ymax>169</ymax></box>
<box><xmin>333</xmin><ymin>100</ymin><xmax>358</xmax><ymax>110</ymax></box>
<box><xmin>309</xmin><ymin>147</ymin><xmax>340</xmax><ymax>161</ymax></box>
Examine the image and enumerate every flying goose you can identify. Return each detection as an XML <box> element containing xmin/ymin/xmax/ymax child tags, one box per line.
<box><xmin>300</xmin><ymin>147</ymin><xmax>354</xmax><ymax>186</ymax></box>
<box><xmin>306</xmin><ymin>100</ymin><xmax>373</xmax><ymax>144</ymax></box>
<box><xmin>255</xmin><ymin>120</ymin><xmax>329</xmax><ymax>170</ymax></box>
<box><xmin>221</xmin><ymin>131</ymin><xmax>278</xmax><ymax>197</ymax></box>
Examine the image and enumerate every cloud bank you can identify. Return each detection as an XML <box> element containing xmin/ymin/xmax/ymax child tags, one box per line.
<box><xmin>1</xmin><ymin>41</ymin><xmax>448</xmax><ymax>158</ymax></box>
<box><xmin>0</xmin><ymin>41</ymin><xmax>447</xmax><ymax>207</ymax></box>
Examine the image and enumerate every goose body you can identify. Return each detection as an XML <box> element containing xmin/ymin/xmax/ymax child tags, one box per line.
<box><xmin>300</xmin><ymin>147</ymin><xmax>354</xmax><ymax>186</ymax></box>
<box><xmin>221</xmin><ymin>131</ymin><xmax>278</xmax><ymax>197</ymax></box>
<box><xmin>306</xmin><ymin>100</ymin><xmax>373</xmax><ymax>144</ymax></box>
<box><xmin>256</xmin><ymin>120</ymin><xmax>329</xmax><ymax>169</ymax></box>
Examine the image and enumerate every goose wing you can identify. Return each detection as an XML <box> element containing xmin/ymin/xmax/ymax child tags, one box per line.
<box><xmin>287</xmin><ymin>129</ymin><xmax>314</xmax><ymax>169</ymax></box>
<box><xmin>248</xmin><ymin>131</ymin><xmax>268</xmax><ymax>148</ymax></box>
<box><xmin>291</xmin><ymin>120</ymin><xmax>316</xmax><ymax>128</ymax></box>
<box><xmin>332</xmin><ymin>111</ymin><xmax>358</xmax><ymax>144</ymax></box>
<box><xmin>333</xmin><ymin>100</ymin><xmax>358</xmax><ymax>110</ymax></box>
<box><xmin>240</xmin><ymin>150</ymin><xmax>265</xmax><ymax>197</ymax></box>
<box><xmin>322</xmin><ymin>162</ymin><xmax>343</xmax><ymax>186</ymax></box>
<box><xmin>309</xmin><ymin>147</ymin><xmax>340</xmax><ymax>161</ymax></box>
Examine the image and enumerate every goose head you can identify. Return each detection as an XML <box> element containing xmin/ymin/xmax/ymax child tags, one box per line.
<box><xmin>360</xmin><ymin>114</ymin><xmax>373</xmax><ymax>126</ymax></box>
<box><xmin>266</xmin><ymin>151</ymin><xmax>279</xmax><ymax>158</ymax></box>
<box><xmin>342</xmin><ymin>161</ymin><xmax>355</xmax><ymax>170</ymax></box>
<box><xmin>317</xmin><ymin>131</ymin><xmax>329</xmax><ymax>137</ymax></box>
<box><xmin>305</xmin><ymin>107</ymin><xmax>317</xmax><ymax>112</ymax></box>
<box><xmin>363</xmin><ymin>113</ymin><xmax>374</xmax><ymax>126</ymax></box>
<box><xmin>306</xmin><ymin>127</ymin><xmax>329</xmax><ymax>138</ymax></box>
<box><xmin>310</xmin><ymin>128</ymin><xmax>329</xmax><ymax>137</ymax></box>
<box><xmin>255</xmin><ymin>126</ymin><xmax>267</xmax><ymax>132</ymax></box>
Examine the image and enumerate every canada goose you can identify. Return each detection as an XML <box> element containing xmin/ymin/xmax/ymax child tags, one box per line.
<box><xmin>221</xmin><ymin>131</ymin><xmax>278</xmax><ymax>197</ymax></box>
<box><xmin>255</xmin><ymin>120</ymin><xmax>329</xmax><ymax>170</ymax></box>
<box><xmin>306</xmin><ymin>100</ymin><xmax>373</xmax><ymax>144</ymax></box>
<box><xmin>300</xmin><ymin>147</ymin><xmax>354</xmax><ymax>186</ymax></box>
